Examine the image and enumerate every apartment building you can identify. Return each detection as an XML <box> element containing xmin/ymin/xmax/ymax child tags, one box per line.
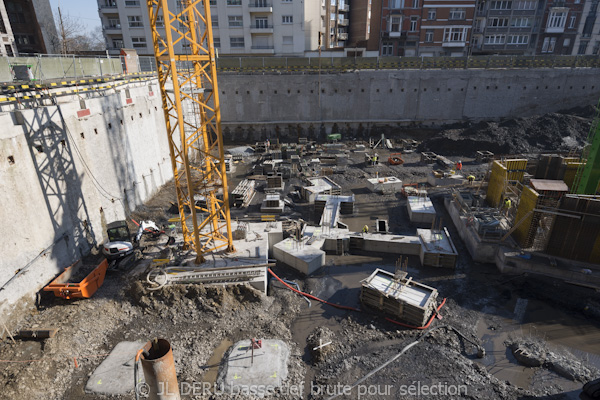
<box><xmin>379</xmin><ymin>0</ymin><xmax>423</xmax><ymax>56</ymax></box>
<box><xmin>98</xmin><ymin>0</ymin><xmax>324</xmax><ymax>56</ymax></box>
<box><xmin>5</xmin><ymin>0</ymin><xmax>58</xmax><ymax>54</ymax></box>
<box><xmin>572</xmin><ymin>0</ymin><xmax>599</xmax><ymax>54</ymax></box>
<box><xmin>536</xmin><ymin>0</ymin><xmax>583</xmax><ymax>54</ymax></box>
<box><xmin>0</xmin><ymin>1</ymin><xmax>16</xmax><ymax>56</ymax></box>
<box><xmin>470</xmin><ymin>0</ymin><xmax>546</xmax><ymax>55</ymax></box>
<box><xmin>418</xmin><ymin>0</ymin><xmax>475</xmax><ymax>56</ymax></box>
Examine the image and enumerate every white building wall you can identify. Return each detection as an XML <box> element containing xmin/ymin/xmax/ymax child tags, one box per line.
<box><xmin>572</xmin><ymin>0</ymin><xmax>600</xmax><ymax>55</ymax></box>
<box><xmin>0</xmin><ymin>1</ymin><xmax>16</xmax><ymax>56</ymax></box>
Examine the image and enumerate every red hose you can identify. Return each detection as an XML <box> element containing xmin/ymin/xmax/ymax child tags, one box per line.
<box><xmin>268</xmin><ymin>268</ymin><xmax>447</xmax><ymax>330</ymax></box>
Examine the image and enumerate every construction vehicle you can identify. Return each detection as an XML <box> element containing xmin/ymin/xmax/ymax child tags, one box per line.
<box><xmin>102</xmin><ymin>220</ymin><xmax>174</xmax><ymax>264</ymax></box>
<box><xmin>388</xmin><ymin>153</ymin><xmax>404</xmax><ymax>165</ymax></box>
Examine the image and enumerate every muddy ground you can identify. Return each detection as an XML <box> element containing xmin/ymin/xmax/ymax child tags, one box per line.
<box><xmin>1</xmin><ymin>112</ymin><xmax>600</xmax><ymax>400</ymax></box>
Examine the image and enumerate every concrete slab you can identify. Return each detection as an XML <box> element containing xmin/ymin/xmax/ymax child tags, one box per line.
<box><xmin>85</xmin><ymin>341</ymin><xmax>146</xmax><ymax>395</ymax></box>
<box><xmin>427</xmin><ymin>172</ymin><xmax>465</xmax><ymax>187</ymax></box>
<box><xmin>219</xmin><ymin>339</ymin><xmax>289</xmax><ymax>396</ymax></box>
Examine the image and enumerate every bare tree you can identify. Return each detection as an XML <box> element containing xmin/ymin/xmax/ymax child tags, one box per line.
<box><xmin>54</xmin><ymin>11</ymin><xmax>105</xmax><ymax>54</ymax></box>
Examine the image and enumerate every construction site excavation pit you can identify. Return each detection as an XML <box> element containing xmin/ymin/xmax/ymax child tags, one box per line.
<box><xmin>2</xmin><ymin>103</ymin><xmax>600</xmax><ymax>400</ymax></box>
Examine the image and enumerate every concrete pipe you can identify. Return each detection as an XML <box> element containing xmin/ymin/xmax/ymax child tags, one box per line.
<box><xmin>141</xmin><ymin>338</ymin><xmax>180</xmax><ymax>400</ymax></box>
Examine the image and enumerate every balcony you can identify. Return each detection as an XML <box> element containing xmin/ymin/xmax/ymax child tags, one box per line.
<box><xmin>442</xmin><ymin>40</ymin><xmax>466</xmax><ymax>47</ymax></box>
<box><xmin>251</xmin><ymin>45</ymin><xmax>275</xmax><ymax>54</ymax></box>
<box><xmin>339</xmin><ymin>4</ymin><xmax>349</xmax><ymax>12</ymax></box>
<box><xmin>338</xmin><ymin>32</ymin><xmax>348</xmax><ymax>40</ymax></box>
<box><xmin>250</xmin><ymin>24</ymin><xmax>274</xmax><ymax>33</ymax></box>
<box><xmin>545</xmin><ymin>26</ymin><xmax>565</xmax><ymax>33</ymax></box>
<box><xmin>337</xmin><ymin>18</ymin><xmax>349</xmax><ymax>26</ymax></box>
<box><xmin>99</xmin><ymin>4</ymin><xmax>118</xmax><ymax>13</ymax></box>
<box><xmin>248</xmin><ymin>2</ymin><xmax>273</xmax><ymax>12</ymax></box>
<box><xmin>103</xmin><ymin>25</ymin><xmax>122</xmax><ymax>33</ymax></box>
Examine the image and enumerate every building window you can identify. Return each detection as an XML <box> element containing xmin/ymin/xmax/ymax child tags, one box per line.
<box><xmin>489</xmin><ymin>1</ymin><xmax>512</xmax><ymax>10</ymax></box>
<box><xmin>563</xmin><ymin>38</ymin><xmax>570</xmax><ymax>47</ymax></box>
<box><xmin>108</xmin><ymin>18</ymin><xmax>121</xmax><ymax>28</ymax></box>
<box><xmin>448</xmin><ymin>8</ymin><xmax>466</xmax><ymax>20</ymax></box>
<box><xmin>230</xmin><ymin>37</ymin><xmax>244</xmax><ymax>47</ymax></box>
<box><xmin>425</xmin><ymin>29</ymin><xmax>434</xmax><ymax>42</ymax></box>
<box><xmin>210</xmin><ymin>0</ymin><xmax>216</xmax><ymax>4</ymax></box>
<box><xmin>488</xmin><ymin>17</ymin><xmax>509</xmax><ymax>27</ymax></box>
<box><xmin>382</xmin><ymin>42</ymin><xmax>393</xmax><ymax>55</ymax></box>
<box><xmin>514</xmin><ymin>0</ymin><xmax>536</xmax><ymax>10</ymax></box>
<box><xmin>389</xmin><ymin>0</ymin><xmax>403</xmax><ymax>9</ymax></box>
<box><xmin>212</xmin><ymin>16</ymin><xmax>218</xmax><ymax>27</ymax></box>
<box><xmin>410</xmin><ymin>16</ymin><xmax>418</xmax><ymax>31</ymax></box>
<box><xmin>541</xmin><ymin>36</ymin><xmax>556</xmax><ymax>52</ymax></box>
<box><xmin>227</xmin><ymin>0</ymin><xmax>242</xmax><ymax>4</ymax></box>
<box><xmin>412</xmin><ymin>0</ymin><xmax>419</xmax><ymax>7</ymax></box>
<box><xmin>484</xmin><ymin>34</ymin><xmax>506</xmax><ymax>44</ymax></box>
<box><xmin>511</xmin><ymin>17</ymin><xmax>531</xmax><ymax>27</ymax></box>
<box><xmin>507</xmin><ymin>34</ymin><xmax>528</xmax><ymax>44</ymax></box>
<box><xmin>593</xmin><ymin>41</ymin><xmax>600</xmax><ymax>55</ymax></box>
<box><xmin>427</xmin><ymin>8</ymin><xmax>436</xmax><ymax>20</ymax></box>
<box><xmin>228</xmin><ymin>15</ymin><xmax>243</xmax><ymax>27</ymax></box>
<box><xmin>282</xmin><ymin>15</ymin><xmax>293</xmax><ymax>24</ymax></box>
<box><xmin>155</xmin><ymin>16</ymin><xmax>164</xmax><ymax>27</ymax></box>
<box><xmin>568</xmin><ymin>15</ymin><xmax>576</xmax><ymax>28</ymax></box>
<box><xmin>4</xmin><ymin>44</ymin><xmax>13</xmax><ymax>56</ymax></box>
<box><xmin>283</xmin><ymin>36</ymin><xmax>293</xmax><ymax>44</ymax></box>
<box><xmin>254</xmin><ymin>17</ymin><xmax>268</xmax><ymax>28</ymax></box>
<box><xmin>390</xmin><ymin>16</ymin><xmax>401</xmax><ymax>32</ymax></box>
<box><xmin>124</xmin><ymin>0</ymin><xmax>140</xmax><ymax>5</ymax></box>
<box><xmin>128</xmin><ymin>16</ymin><xmax>143</xmax><ymax>27</ymax></box>
<box><xmin>213</xmin><ymin>37</ymin><xmax>220</xmax><ymax>47</ymax></box>
<box><xmin>577</xmin><ymin>40</ymin><xmax>589</xmax><ymax>54</ymax></box>
<box><xmin>444</xmin><ymin>27</ymin><xmax>468</xmax><ymax>42</ymax></box>
<box><xmin>547</xmin><ymin>10</ymin><xmax>567</xmax><ymax>30</ymax></box>
<box><xmin>282</xmin><ymin>0</ymin><xmax>293</xmax><ymax>2</ymax></box>
<box><xmin>131</xmin><ymin>37</ymin><xmax>146</xmax><ymax>48</ymax></box>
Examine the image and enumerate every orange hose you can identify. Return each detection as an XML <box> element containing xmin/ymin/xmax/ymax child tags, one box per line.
<box><xmin>268</xmin><ymin>268</ymin><xmax>447</xmax><ymax>330</ymax></box>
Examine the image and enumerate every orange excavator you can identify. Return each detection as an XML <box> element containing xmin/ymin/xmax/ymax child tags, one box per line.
<box><xmin>388</xmin><ymin>153</ymin><xmax>404</xmax><ymax>165</ymax></box>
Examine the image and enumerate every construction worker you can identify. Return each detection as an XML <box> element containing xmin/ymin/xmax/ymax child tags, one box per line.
<box><xmin>467</xmin><ymin>175</ymin><xmax>475</xmax><ymax>185</ymax></box>
<box><xmin>373</xmin><ymin>153</ymin><xmax>378</xmax><ymax>165</ymax></box>
<box><xmin>503</xmin><ymin>198</ymin><xmax>511</xmax><ymax>216</ymax></box>
<box><xmin>456</xmin><ymin>160</ymin><xmax>463</xmax><ymax>171</ymax></box>
<box><xmin>362</xmin><ymin>224</ymin><xmax>369</xmax><ymax>234</ymax></box>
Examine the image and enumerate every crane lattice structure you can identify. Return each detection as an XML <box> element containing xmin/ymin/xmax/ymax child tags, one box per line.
<box><xmin>146</xmin><ymin>0</ymin><xmax>234</xmax><ymax>262</ymax></box>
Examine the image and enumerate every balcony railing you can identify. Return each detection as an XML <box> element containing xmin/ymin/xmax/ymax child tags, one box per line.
<box><xmin>337</xmin><ymin>19</ymin><xmax>349</xmax><ymax>26</ymax></box>
<box><xmin>99</xmin><ymin>4</ymin><xmax>118</xmax><ymax>9</ymax></box>
<box><xmin>248</xmin><ymin>2</ymin><xmax>273</xmax><ymax>6</ymax></box>
<box><xmin>251</xmin><ymin>45</ymin><xmax>274</xmax><ymax>49</ymax></box>
<box><xmin>104</xmin><ymin>25</ymin><xmax>122</xmax><ymax>30</ymax></box>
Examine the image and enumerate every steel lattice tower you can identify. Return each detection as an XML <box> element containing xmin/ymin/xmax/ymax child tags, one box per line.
<box><xmin>146</xmin><ymin>0</ymin><xmax>234</xmax><ymax>262</ymax></box>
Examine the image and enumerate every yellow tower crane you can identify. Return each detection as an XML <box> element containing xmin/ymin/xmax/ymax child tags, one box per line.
<box><xmin>145</xmin><ymin>0</ymin><xmax>234</xmax><ymax>262</ymax></box>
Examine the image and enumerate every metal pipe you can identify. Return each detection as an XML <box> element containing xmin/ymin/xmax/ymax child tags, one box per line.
<box><xmin>141</xmin><ymin>339</ymin><xmax>180</xmax><ymax>400</ymax></box>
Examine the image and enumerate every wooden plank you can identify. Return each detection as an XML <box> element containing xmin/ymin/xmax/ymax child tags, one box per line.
<box><xmin>17</xmin><ymin>328</ymin><xmax>59</xmax><ymax>339</ymax></box>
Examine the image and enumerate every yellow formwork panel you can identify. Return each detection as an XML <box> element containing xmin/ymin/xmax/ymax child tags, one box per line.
<box><xmin>486</xmin><ymin>161</ymin><xmax>507</xmax><ymax>208</ymax></box>
<box><xmin>504</xmin><ymin>159</ymin><xmax>527</xmax><ymax>182</ymax></box>
<box><xmin>564</xmin><ymin>162</ymin><xmax>584</xmax><ymax>191</ymax></box>
<box><xmin>513</xmin><ymin>186</ymin><xmax>539</xmax><ymax>247</ymax></box>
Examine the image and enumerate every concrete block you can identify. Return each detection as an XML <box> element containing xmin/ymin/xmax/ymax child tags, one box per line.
<box><xmin>407</xmin><ymin>196</ymin><xmax>437</xmax><ymax>224</ymax></box>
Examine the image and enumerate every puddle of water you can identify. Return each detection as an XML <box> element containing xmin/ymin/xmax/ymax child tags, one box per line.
<box><xmin>202</xmin><ymin>339</ymin><xmax>233</xmax><ymax>384</ymax></box>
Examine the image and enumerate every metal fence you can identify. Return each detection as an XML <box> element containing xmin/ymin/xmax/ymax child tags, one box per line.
<box><xmin>1</xmin><ymin>53</ymin><xmax>598</xmax><ymax>83</ymax></box>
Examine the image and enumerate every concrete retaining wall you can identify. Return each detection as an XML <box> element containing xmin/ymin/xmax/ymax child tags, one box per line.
<box><xmin>0</xmin><ymin>81</ymin><xmax>171</xmax><ymax>325</ymax></box>
<box><xmin>217</xmin><ymin>68</ymin><xmax>600</xmax><ymax>142</ymax></box>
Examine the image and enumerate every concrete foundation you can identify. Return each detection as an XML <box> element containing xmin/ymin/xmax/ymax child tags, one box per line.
<box><xmin>427</xmin><ymin>172</ymin><xmax>465</xmax><ymax>187</ymax></box>
<box><xmin>367</xmin><ymin>176</ymin><xmax>402</xmax><ymax>194</ymax></box>
<box><xmin>418</xmin><ymin>228</ymin><xmax>458</xmax><ymax>268</ymax></box>
<box><xmin>218</xmin><ymin>339</ymin><xmax>289</xmax><ymax>395</ymax></box>
<box><xmin>273</xmin><ymin>238</ymin><xmax>326</xmax><ymax>275</ymax></box>
<box><xmin>407</xmin><ymin>196</ymin><xmax>437</xmax><ymax>224</ymax></box>
<box><xmin>85</xmin><ymin>341</ymin><xmax>146</xmax><ymax>395</ymax></box>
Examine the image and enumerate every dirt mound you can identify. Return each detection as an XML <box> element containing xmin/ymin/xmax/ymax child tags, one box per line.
<box><xmin>418</xmin><ymin>110</ymin><xmax>594</xmax><ymax>156</ymax></box>
<box><xmin>127</xmin><ymin>281</ymin><xmax>263</xmax><ymax>315</ymax></box>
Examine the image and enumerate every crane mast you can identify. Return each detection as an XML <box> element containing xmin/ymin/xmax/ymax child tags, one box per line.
<box><xmin>146</xmin><ymin>0</ymin><xmax>234</xmax><ymax>262</ymax></box>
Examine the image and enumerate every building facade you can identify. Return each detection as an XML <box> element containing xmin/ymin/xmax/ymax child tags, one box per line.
<box><xmin>536</xmin><ymin>0</ymin><xmax>583</xmax><ymax>54</ymax></box>
<box><xmin>379</xmin><ymin>0</ymin><xmax>423</xmax><ymax>56</ymax></box>
<box><xmin>5</xmin><ymin>0</ymin><xmax>57</xmax><ymax>54</ymax></box>
<box><xmin>418</xmin><ymin>0</ymin><xmax>475</xmax><ymax>56</ymax></box>
<box><xmin>0</xmin><ymin>1</ymin><xmax>16</xmax><ymax>56</ymax></box>
<box><xmin>572</xmin><ymin>0</ymin><xmax>600</xmax><ymax>54</ymax></box>
<box><xmin>98</xmin><ymin>0</ymin><xmax>324</xmax><ymax>56</ymax></box>
<box><xmin>470</xmin><ymin>0</ymin><xmax>546</xmax><ymax>55</ymax></box>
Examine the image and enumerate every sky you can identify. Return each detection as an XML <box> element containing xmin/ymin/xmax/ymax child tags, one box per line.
<box><xmin>49</xmin><ymin>0</ymin><xmax>102</xmax><ymax>33</ymax></box>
